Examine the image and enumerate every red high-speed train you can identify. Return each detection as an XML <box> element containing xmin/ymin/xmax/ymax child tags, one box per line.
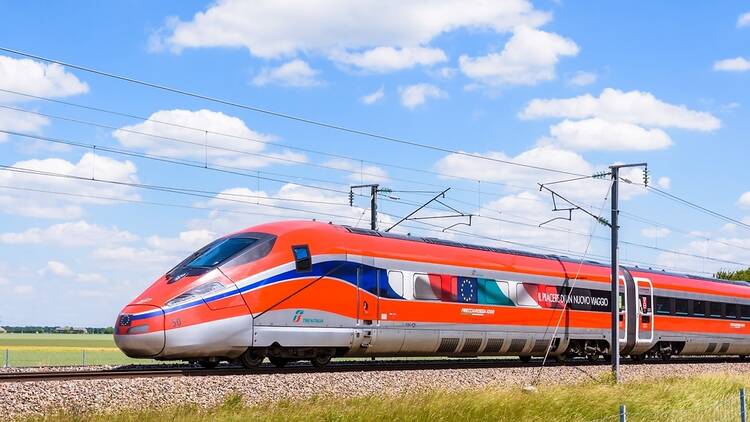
<box><xmin>114</xmin><ymin>220</ymin><xmax>750</xmax><ymax>368</ymax></box>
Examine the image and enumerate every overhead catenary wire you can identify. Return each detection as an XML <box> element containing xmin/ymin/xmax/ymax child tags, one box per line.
<box><xmin>0</xmin><ymin>47</ymin><xmax>590</xmax><ymax>178</ymax></box>
<box><xmin>0</xmin><ymin>90</ymin><xmax>538</xmax><ymax>195</ymax></box>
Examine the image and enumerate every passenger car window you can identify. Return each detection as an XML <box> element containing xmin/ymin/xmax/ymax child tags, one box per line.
<box><xmin>726</xmin><ymin>304</ymin><xmax>738</xmax><ymax>319</ymax></box>
<box><xmin>413</xmin><ymin>273</ymin><xmax>439</xmax><ymax>300</ymax></box>
<box><xmin>742</xmin><ymin>305</ymin><xmax>750</xmax><ymax>320</ymax></box>
<box><xmin>655</xmin><ymin>297</ymin><xmax>671</xmax><ymax>315</ymax></box>
<box><xmin>675</xmin><ymin>299</ymin><xmax>688</xmax><ymax>315</ymax></box>
<box><xmin>692</xmin><ymin>300</ymin><xmax>706</xmax><ymax>317</ymax></box>
<box><xmin>709</xmin><ymin>302</ymin><xmax>723</xmax><ymax>318</ymax></box>
<box><xmin>387</xmin><ymin>271</ymin><xmax>404</xmax><ymax>299</ymax></box>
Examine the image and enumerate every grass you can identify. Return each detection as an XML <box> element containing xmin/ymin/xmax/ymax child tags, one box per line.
<box><xmin>0</xmin><ymin>333</ymin><xmax>170</xmax><ymax>367</ymax></box>
<box><xmin>20</xmin><ymin>374</ymin><xmax>748</xmax><ymax>422</ymax></box>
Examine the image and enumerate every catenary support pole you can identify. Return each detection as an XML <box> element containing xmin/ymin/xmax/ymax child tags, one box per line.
<box><xmin>609</xmin><ymin>162</ymin><xmax>647</xmax><ymax>384</ymax></box>
<box><xmin>370</xmin><ymin>184</ymin><xmax>378</xmax><ymax>231</ymax></box>
<box><xmin>611</xmin><ymin>166</ymin><xmax>620</xmax><ymax>383</ymax></box>
<box><xmin>619</xmin><ymin>404</ymin><xmax>627</xmax><ymax>422</ymax></box>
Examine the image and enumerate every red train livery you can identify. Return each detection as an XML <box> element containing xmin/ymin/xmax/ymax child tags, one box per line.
<box><xmin>114</xmin><ymin>220</ymin><xmax>750</xmax><ymax>368</ymax></box>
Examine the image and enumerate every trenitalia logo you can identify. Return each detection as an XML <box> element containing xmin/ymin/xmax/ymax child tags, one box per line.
<box><xmin>293</xmin><ymin>310</ymin><xmax>304</xmax><ymax>323</ymax></box>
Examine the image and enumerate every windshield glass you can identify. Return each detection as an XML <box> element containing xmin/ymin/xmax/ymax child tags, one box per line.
<box><xmin>185</xmin><ymin>237</ymin><xmax>258</xmax><ymax>268</ymax></box>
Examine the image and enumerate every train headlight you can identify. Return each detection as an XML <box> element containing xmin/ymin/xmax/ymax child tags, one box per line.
<box><xmin>165</xmin><ymin>281</ymin><xmax>224</xmax><ymax>308</ymax></box>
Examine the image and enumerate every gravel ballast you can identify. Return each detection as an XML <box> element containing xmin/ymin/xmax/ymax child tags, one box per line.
<box><xmin>2</xmin><ymin>361</ymin><xmax>750</xmax><ymax>418</ymax></box>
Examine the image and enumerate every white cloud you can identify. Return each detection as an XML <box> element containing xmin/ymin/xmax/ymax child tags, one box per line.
<box><xmin>545</xmin><ymin>118</ymin><xmax>672</xmax><ymax>151</ymax></box>
<box><xmin>360</xmin><ymin>87</ymin><xmax>385</xmax><ymax>105</ymax></box>
<box><xmin>567</xmin><ymin>71</ymin><xmax>597</xmax><ymax>87</ymax></box>
<box><xmin>520</xmin><ymin>88</ymin><xmax>721</xmax><ymax>131</ymax></box>
<box><xmin>739</xmin><ymin>192</ymin><xmax>750</xmax><ymax>209</ymax></box>
<box><xmin>713</xmin><ymin>57</ymin><xmax>750</xmax><ymax>72</ymax></box>
<box><xmin>657</xmin><ymin>176</ymin><xmax>671</xmax><ymax>190</ymax></box>
<box><xmin>0</xmin><ymin>56</ymin><xmax>88</xmax><ymax>103</ymax></box>
<box><xmin>0</xmin><ymin>153</ymin><xmax>139</xmax><ymax>219</ymax></box>
<box><xmin>399</xmin><ymin>83</ymin><xmax>447</xmax><ymax>109</ymax></box>
<box><xmin>738</xmin><ymin>12</ymin><xmax>750</xmax><ymax>28</ymax></box>
<box><xmin>38</xmin><ymin>261</ymin><xmax>74</xmax><ymax>278</ymax></box>
<box><xmin>433</xmin><ymin>145</ymin><xmax>645</xmax><ymax>203</ymax></box>
<box><xmin>92</xmin><ymin>246</ymin><xmax>180</xmax><ymax>273</ymax></box>
<box><xmin>252</xmin><ymin>59</ymin><xmax>322</xmax><ymax>87</ymax></box>
<box><xmin>0</xmin><ymin>220</ymin><xmax>137</xmax><ymax>247</ymax></box>
<box><xmin>145</xmin><ymin>229</ymin><xmax>217</xmax><ymax>254</ymax></box>
<box><xmin>641</xmin><ymin>227</ymin><xmax>671</xmax><ymax>239</ymax></box>
<box><xmin>323</xmin><ymin>159</ymin><xmax>388</xmax><ymax>183</ymax></box>
<box><xmin>13</xmin><ymin>285</ymin><xmax>33</xmax><ymax>295</ymax></box>
<box><xmin>113</xmin><ymin>109</ymin><xmax>303</xmax><ymax>169</ymax></box>
<box><xmin>459</xmin><ymin>26</ymin><xmax>578</xmax><ymax>86</ymax></box>
<box><xmin>158</xmin><ymin>0</ymin><xmax>549</xmax><ymax>58</ymax></box>
<box><xmin>332</xmin><ymin>46</ymin><xmax>447</xmax><ymax>73</ymax></box>
<box><xmin>0</xmin><ymin>108</ymin><xmax>50</xmax><ymax>142</ymax></box>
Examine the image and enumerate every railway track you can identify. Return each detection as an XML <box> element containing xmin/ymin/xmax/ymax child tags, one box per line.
<box><xmin>0</xmin><ymin>356</ymin><xmax>745</xmax><ymax>383</ymax></box>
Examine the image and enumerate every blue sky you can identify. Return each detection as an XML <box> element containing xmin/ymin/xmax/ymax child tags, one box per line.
<box><xmin>0</xmin><ymin>0</ymin><xmax>749</xmax><ymax>326</ymax></box>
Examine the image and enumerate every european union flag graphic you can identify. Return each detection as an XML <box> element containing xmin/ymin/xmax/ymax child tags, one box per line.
<box><xmin>458</xmin><ymin>277</ymin><xmax>478</xmax><ymax>303</ymax></box>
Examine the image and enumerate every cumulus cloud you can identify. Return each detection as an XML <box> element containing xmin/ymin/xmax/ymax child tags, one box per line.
<box><xmin>520</xmin><ymin>88</ymin><xmax>721</xmax><ymax>131</ymax></box>
<box><xmin>113</xmin><ymin>109</ymin><xmax>304</xmax><ymax>169</ymax></box>
<box><xmin>0</xmin><ymin>56</ymin><xmax>88</xmax><ymax>103</ymax></box>
<box><xmin>0</xmin><ymin>220</ymin><xmax>137</xmax><ymax>247</ymax></box>
<box><xmin>0</xmin><ymin>107</ymin><xmax>50</xmax><ymax>142</ymax></box>
<box><xmin>331</xmin><ymin>46</ymin><xmax>447</xmax><ymax>73</ymax></box>
<box><xmin>145</xmin><ymin>229</ymin><xmax>217</xmax><ymax>254</ymax></box>
<box><xmin>545</xmin><ymin>118</ymin><xmax>672</xmax><ymax>151</ymax></box>
<box><xmin>252</xmin><ymin>59</ymin><xmax>322</xmax><ymax>87</ymax></box>
<box><xmin>38</xmin><ymin>261</ymin><xmax>74</xmax><ymax>278</ymax></box>
<box><xmin>567</xmin><ymin>71</ymin><xmax>597</xmax><ymax>87</ymax></box>
<box><xmin>360</xmin><ymin>87</ymin><xmax>385</xmax><ymax>105</ymax></box>
<box><xmin>399</xmin><ymin>83</ymin><xmax>447</xmax><ymax>109</ymax></box>
<box><xmin>738</xmin><ymin>12</ymin><xmax>750</xmax><ymax>28</ymax></box>
<box><xmin>433</xmin><ymin>145</ymin><xmax>646</xmax><ymax>203</ymax></box>
<box><xmin>713</xmin><ymin>57</ymin><xmax>750</xmax><ymax>72</ymax></box>
<box><xmin>459</xmin><ymin>26</ymin><xmax>578</xmax><ymax>86</ymax></box>
<box><xmin>157</xmin><ymin>0</ymin><xmax>549</xmax><ymax>58</ymax></box>
<box><xmin>323</xmin><ymin>159</ymin><xmax>388</xmax><ymax>183</ymax></box>
<box><xmin>739</xmin><ymin>192</ymin><xmax>750</xmax><ymax>209</ymax></box>
<box><xmin>0</xmin><ymin>153</ymin><xmax>139</xmax><ymax>219</ymax></box>
<box><xmin>657</xmin><ymin>176</ymin><xmax>671</xmax><ymax>190</ymax></box>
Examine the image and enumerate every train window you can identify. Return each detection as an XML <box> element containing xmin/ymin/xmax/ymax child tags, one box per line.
<box><xmin>655</xmin><ymin>297</ymin><xmax>671</xmax><ymax>315</ymax></box>
<box><xmin>413</xmin><ymin>273</ymin><xmax>439</xmax><ymax>300</ymax></box>
<box><xmin>675</xmin><ymin>299</ymin><xmax>688</xmax><ymax>315</ymax></box>
<box><xmin>692</xmin><ymin>300</ymin><xmax>706</xmax><ymax>317</ymax></box>
<box><xmin>387</xmin><ymin>271</ymin><xmax>404</xmax><ymax>299</ymax></box>
<box><xmin>709</xmin><ymin>302</ymin><xmax>722</xmax><ymax>318</ymax></box>
<box><xmin>292</xmin><ymin>245</ymin><xmax>312</xmax><ymax>272</ymax></box>
<box><xmin>726</xmin><ymin>304</ymin><xmax>738</xmax><ymax>319</ymax></box>
<box><xmin>741</xmin><ymin>305</ymin><xmax>750</xmax><ymax>320</ymax></box>
<box><xmin>185</xmin><ymin>237</ymin><xmax>258</xmax><ymax>268</ymax></box>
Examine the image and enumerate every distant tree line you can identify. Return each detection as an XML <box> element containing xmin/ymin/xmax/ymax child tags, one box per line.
<box><xmin>715</xmin><ymin>268</ymin><xmax>750</xmax><ymax>282</ymax></box>
<box><xmin>0</xmin><ymin>326</ymin><xmax>115</xmax><ymax>334</ymax></box>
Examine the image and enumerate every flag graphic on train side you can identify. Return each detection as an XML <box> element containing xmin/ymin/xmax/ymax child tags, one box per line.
<box><xmin>293</xmin><ymin>310</ymin><xmax>304</xmax><ymax>323</ymax></box>
<box><xmin>458</xmin><ymin>277</ymin><xmax>478</xmax><ymax>303</ymax></box>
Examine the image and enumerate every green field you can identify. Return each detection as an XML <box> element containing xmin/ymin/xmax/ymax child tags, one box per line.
<box><xmin>19</xmin><ymin>374</ymin><xmax>748</xmax><ymax>422</ymax></box>
<box><xmin>0</xmin><ymin>333</ymin><xmax>169</xmax><ymax>367</ymax></box>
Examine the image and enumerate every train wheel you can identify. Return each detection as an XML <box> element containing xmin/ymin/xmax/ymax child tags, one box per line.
<box><xmin>269</xmin><ymin>357</ymin><xmax>289</xmax><ymax>368</ymax></box>
<box><xmin>740</xmin><ymin>355</ymin><xmax>747</xmax><ymax>361</ymax></box>
<box><xmin>587</xmin><ymin>354</ymin><xmax>600</xmax><ymax>363</ymax></box>
<box><xmin>630</xmin><ymin>353</ymin><xmax>645</xmax><ymax>363</ymax></box>
<box><xmin>198</xmin><ymin>360</ymin><xmax>219</xmax><ymax>369</ymax></box>
<box><xmin>660</xmin><ymin>353</ymin><xmax>671</xmax><ymax>362</ymax></box>
<box><xmin>240</xmin><ymin>349</ymin><xmax>264</xmax><ymax>369</ymax></box>
<box><xmin>311</xmin><ymin>353</ymin><xmax>332</xmax><ymax>368</ymax></box>
<box><xmin>519</xmin><ymin>355</ymin><xmax>531</xmax><ymax>363</ymax></box>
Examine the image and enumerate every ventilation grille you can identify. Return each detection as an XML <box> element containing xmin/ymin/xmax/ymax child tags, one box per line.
<box><xmin>706</xmin><ymin>343</ymin><xmax>717</xmax><ymax>353</ymax></box>
<box><xmin>507</xmin><ymin>338</ymin><xmax>527</xmax><ymax>353</ymax></box>
<box><xmin>719</xmin><ymin>343</ymin><xmax>730</xmax><ymax>353</ymax></box>
<box><xmin>461</xmin><ymin>338</ymin><xmax>482</xmax><ymax>354</ymax></box>
<box><xmin>483</xmin><ymin>338</ymin><xmax>504</xmax><ymax>354</ymax></box>
<box><xmin>437</xmin><ymin>337</ymin><xmax>459</xmax><ymax>354</ymax></box>
<box><xmin>531</xmin><ymin>339</ymin><xmax>549</xmax><ymax>354</ymax></box>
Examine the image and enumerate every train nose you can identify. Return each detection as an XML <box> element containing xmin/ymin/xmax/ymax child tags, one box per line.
<box><xmin>114</xmin><ymin>304</ymin><xmax>166</xmax><ymax>358</ymax></box>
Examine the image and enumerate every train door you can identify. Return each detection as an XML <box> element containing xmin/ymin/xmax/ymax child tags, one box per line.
<box><xmin>618</xmin><ymin>276</ymin><xmax>627</xmax><ymax>344</ymax></box>
<box><xmin>634</xmin><ymin>278</ymin><xmax>654</xmax><ymax>344</ymax></box>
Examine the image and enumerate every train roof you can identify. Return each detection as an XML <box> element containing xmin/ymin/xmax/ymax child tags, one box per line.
<box><xmin>342</xmin><ymin>225</ymin><xmax>750</xmax><ymax>289</ymax></box>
